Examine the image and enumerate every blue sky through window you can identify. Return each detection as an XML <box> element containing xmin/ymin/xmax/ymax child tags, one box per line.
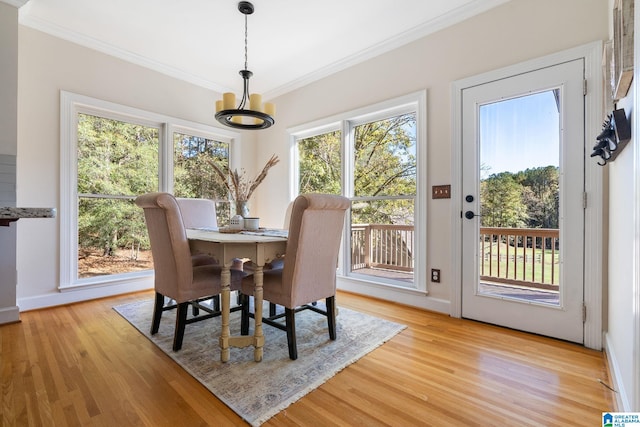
<box><xmin>480</xmin><ymin>90</ymin><xmax>559</xmax><ymax>178</ymax></box>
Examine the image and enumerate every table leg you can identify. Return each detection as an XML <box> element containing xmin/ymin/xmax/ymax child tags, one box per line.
<box><xmin>219</xmin><ymin>265</ymin><xmax>231</xmax><ymax>363</ymax></box>
<box><xmin>253</xmin><ymin>265</ymin><xmax>264</xmax><ymax>362</ymax></box>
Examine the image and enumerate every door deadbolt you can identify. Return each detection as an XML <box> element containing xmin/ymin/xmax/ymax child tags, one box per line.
<box><xmin>465</xmin><ymin>195</ymin><xmax>474</xmax><ymax>203</ymax></box>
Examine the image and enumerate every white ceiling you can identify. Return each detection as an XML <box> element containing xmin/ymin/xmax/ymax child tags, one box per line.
<box><xmin>13</xmin><ymin>0</ymin><xmax>510</xmax><ymax>99</ymax></box>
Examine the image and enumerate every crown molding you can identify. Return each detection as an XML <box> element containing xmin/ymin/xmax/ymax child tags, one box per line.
<box><xmin>265</xmin><ymin>0</ymin><xmax>511</xmax><ymax>99</ymax></box>
<box><xmin>1</xmin><ymin>0</ymin><xmax>29</xmax><ymax>8</ymax></box>
<box><xmin>18</xmin><ymin>13</ymin><xmax>232</xmax><ymax>94</ymax></box>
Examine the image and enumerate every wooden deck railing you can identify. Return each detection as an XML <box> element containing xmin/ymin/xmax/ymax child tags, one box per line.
<box><xmin>350</xmin><ymin>224</ymin><xmax>560</xmax><ymax>291</ymax></box>
<box><xmin>480</xmin><ymin>227</ymin><xmax>559</xmax><ymax>290</ymax></box>
<box><xmin>351</xmin><ymin>224</ymin><xmax>414</xmax><ymax>272</ymax></box>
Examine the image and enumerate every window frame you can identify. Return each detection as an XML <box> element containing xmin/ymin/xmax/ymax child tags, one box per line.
<box><xmin>289</xmin><ymin>91</ymin><xmax>427</xmax><ymax>292</ymax></box>
<box><xmin>60</xmin><ymin>91</ymin><xmax>240</xmax><ymax>290</ymax></box>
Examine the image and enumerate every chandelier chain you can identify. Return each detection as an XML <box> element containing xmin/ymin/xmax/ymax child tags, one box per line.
<box><xmin>244</xmin><ymin>14</ymin><xmax>248</xmax><ymax>71</ymax></box>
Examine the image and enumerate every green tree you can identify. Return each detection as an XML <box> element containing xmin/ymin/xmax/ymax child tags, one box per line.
<box><xmin>515</xmin><ymin>166</ymin><xmax>559</xmax><ymax>228</ymax></box>
<box><xmin>353</xmin><ymin>114</ymin><xmax>416</xmax><ymax>225</ymax></box>
<box><xmin>480</xmin><ymin>172</ymin><xmax>528</xmax><ymax>228</ymax></box>
<box><xmin>298</xmin><ymin>114</ymin><xmax>416</xmax><ymax>225</ymax></box>
<box><xmin>77</xmin><ymin>116</ymin><xmax>236</xmax><ymax>264</ymax></box>
<box><xmin>299</xmin><ymin>130</ymin><xmax>342</xmax><ymax>195</ymax></box>
<box><xmin>353</xmin><ymin>114</ymin><xmax>416</xmax><ymax>198</ymax></box>
<box><xmin>77</xmin><ymin>114</ymin><xmax>158</xmax><ymax>257</ymax></box>
<box><xmin>173</xmin><ymin>134</ymin><xmax>230</xmax><ymax>200</ymax></box>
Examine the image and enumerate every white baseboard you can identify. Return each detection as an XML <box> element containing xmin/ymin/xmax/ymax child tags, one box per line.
<box><xmin>337</xmin><ymin>276</ymin><xmax>450</xmax><ymax>314</ymax></box>
<box><xmin>17</xmin><ymin>278</ymin><xmax>153</xmax><ymax>312</ymax></box>
<box><xmin>0</xmin><ymin>305</ymin><xmax>20</xmax><ymax>324</ymax></box>
<box><xmin>604</xmin><ymin>332</ymin><xmax>631</xmax><ymax>411</ymax></box>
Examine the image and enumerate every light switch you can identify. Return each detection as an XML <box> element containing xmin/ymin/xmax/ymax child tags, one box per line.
<box><xmin>432</xmin><ymin>185</ymin><xmax>451</xmax><ymax>199</ymax></box>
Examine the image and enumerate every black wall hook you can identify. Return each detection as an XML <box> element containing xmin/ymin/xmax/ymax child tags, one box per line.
<box><xmin>591</xmin><ymin>109</ymin><xmax>631</xmax><ymax>166</ymax></box>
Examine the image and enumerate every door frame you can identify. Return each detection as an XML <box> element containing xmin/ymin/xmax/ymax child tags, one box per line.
<box><xmin>450</xmin><ymin>41</ymin><xmax>604</xmax><ymax>350</ymax></box>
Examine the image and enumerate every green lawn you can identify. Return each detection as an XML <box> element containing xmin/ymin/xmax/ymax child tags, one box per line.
<box><xmin>480</xmin><ymin>241</ymin><xmax>559</xmax><ymax>285</ymax></box>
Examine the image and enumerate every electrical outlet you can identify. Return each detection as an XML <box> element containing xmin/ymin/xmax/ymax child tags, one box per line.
<box><xmin>431</xmin><ymin>268</ymin><xmax>440</xmax><ymax>283</ymax></box>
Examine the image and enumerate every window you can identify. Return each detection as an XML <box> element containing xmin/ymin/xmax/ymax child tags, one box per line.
<box><xmin>61</xmin><ymin>92</ymin><xmax>239</xmax><ymax>289</ymax></box>
<box><xmin>351</xmin><ymin>113</ymin><xmax>416</xmax><ymax>285</ymax></box>
<box><xmin>293</xmin><ymin>92</ymin><xmax>426</xmax><ymax>290</ymax></box>
<box><xmin>76</xmin><ymin>114</ymin><xmax>159</xmax><ymax>278</ymax></box>
<box><xmin>298</xmin><ymin>130</ymin><xmax>342</xmax><ymax>195</ymax></box>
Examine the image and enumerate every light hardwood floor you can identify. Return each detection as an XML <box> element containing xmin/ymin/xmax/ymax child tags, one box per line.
<box><xmin>1</xmin><ymin>290</ymin><xmax>615</xmax><ymax>426</ymax></box>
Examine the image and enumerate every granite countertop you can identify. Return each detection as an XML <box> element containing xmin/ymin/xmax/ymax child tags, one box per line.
<box><xmin>0</xmin><ymin>207</ymin><xmax>56</xmax><ymax>225</ymax></box>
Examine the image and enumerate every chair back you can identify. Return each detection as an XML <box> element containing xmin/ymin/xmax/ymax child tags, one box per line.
<box><xmin>135</xmin><ymin>192</ymin><xmax>194</xmax><ymax>301</ymax></box>
<box><xmin>177</xmin><ymin>197</ymin><xmax>218</xmax><ymax>229</ymax></box>
<box><xmin>283</xmin><ymin>193</ymin><xmax>350</xmax><ymax>307</ymax></box>
<box><xmin>282</xmin><ymin>200</ymin><xmax>294</xmax><ymax>230</ymax></box>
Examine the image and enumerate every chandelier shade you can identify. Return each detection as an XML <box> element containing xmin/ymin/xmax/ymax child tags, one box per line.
<box><xmin>215</xmin><ymin>1</ymin><xmax>275</xmax><ymax>130</ymax></box>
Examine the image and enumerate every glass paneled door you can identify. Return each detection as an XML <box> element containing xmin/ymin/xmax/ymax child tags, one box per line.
<box><xmin>461</xmin><ymin>59</ymin><xmax>585</xmax><ymax>343</ymax></box>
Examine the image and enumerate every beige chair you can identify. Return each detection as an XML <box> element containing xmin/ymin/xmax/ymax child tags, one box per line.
<box><xmin>176</xmin><ymin>197</ymin><xmax>218</xmax><ymax>229</ymax></box>
<box><xmin>282</xmin><ymin>199</ymin><xmax>294</xmax><ymax>231</ymax></box>
<box><xmin>263</xmin><ymin>199</ymin><xmax>292</xmax><ymax>315</ymax></box>
<box><xmin>135</xmin><ymin>192</ymin><xmax>244</xmax><ymax>351</ymax></box>
<box><xmin>177</xmin><ymin>197</ymin><xmax>245</xmax><ymax>270</ymax></box>
<box><xmin>259</xmin><ymin>199</ymin><xmax>292</xmax><ymax>275</ymax></box>
<box><xmin>176</xmin><ymin>197</ymin><xmax>222</xmax><ymax>312</ymax></box>
<box><xmin>177</xmin><ymin>197</ymin><xmax>218</xmax><ymax>268</ymax></box>
<box><xmin>240</xmin><ymin>193</ymin><xmax>350</xmax><ymax>360</ymax></box>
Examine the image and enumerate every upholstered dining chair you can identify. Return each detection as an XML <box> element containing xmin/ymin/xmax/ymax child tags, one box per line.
<box><xmin>258</xmin><ymin>199</ymin><xmax>293</xmax><ymax>275</ymax></box>
<box><xmin>264</xmin><ymin>199</ymin><xmax>292</xmax><ymax>316</ymax></box>
<box><xmin>176</xmin><ymin>197</ymin><xmax>244</xmax><ymax>311</ymax></box>
<box><xmin>177</xmin><ymin>196</ymin><xmax>246</xmax><ymax>269</ymax></box>
<box><xmin>240</xmin><ymin>193</ymin><xmax>350</xmax><ymax>360</ymax></box>
<box><xmin>135</xmin><ymin>192</ymin><xmax>245</xmax><ymax>351</ymax></box>
<box><xmin>177</xmin><ymin>197</ymin><xmax>219</xmax><ymax>268</ymax></box>
<box><xmin>176</xmin><ymin>197</ymin><xmax>218</xmax><ymax>229</ymax></box>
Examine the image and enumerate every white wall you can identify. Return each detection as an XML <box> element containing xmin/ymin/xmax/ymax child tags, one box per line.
<box><xmin>604</xmin><ymin>0</ymin><xmax>640</xmax><ymax>411</ymax></box>
<box><xmin>253</xmin><ymin>0</ymin><xmax>608</xmax><ymax>309</ymax></box>
<box><xmin>606</xmin><ymin>89</ymin><xmax>636</xmax><ymax>410</ymax></box>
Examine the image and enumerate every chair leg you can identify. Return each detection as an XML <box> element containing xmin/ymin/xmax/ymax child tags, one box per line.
<box><xmin>285</xmin><ymin>308</ymin><xmax>297</xmax><ymax>360</ymax></box>
<box><xmin>213</xmin><ymin>294</ymin><xmax>220</xmax><ymax>312</ymax></box>
<box><xmin>240</xmin><ymin>293</ymin><xmax>250</xmax><ymax>335</ymax></box>
<box><xmin>269</xmin><ymin>302</ymin><xmax>277</xmax><ymax>317</ymax></box>
<box><xmin>173</xmin><ymin>302</ymin><xmax>189</xmax><ymax>351</ymax></box>
<box><xmin>326</xmin><ymin>296</ymin><xmax>337</xmax><ymax>340</ymax></box>
<box><xmin>151</xmin><ymin>292</ymin><xmax>164</xmax><ymax>335</ymax></box>
<box><xmin>192</xmin><ymin>303</ymin><xmax>199</xmax><ymax>316</ymax></box>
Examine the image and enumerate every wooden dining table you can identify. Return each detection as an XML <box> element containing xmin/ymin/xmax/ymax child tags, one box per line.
<box><xmin>186</xmin><ymin>228</ymin><xmax>287</xmax><ymax>362</ymax></box>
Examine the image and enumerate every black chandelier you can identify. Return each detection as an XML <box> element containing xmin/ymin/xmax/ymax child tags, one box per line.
<box><xmin>215</xmin><ymin>1</ymin><xmax>275</xmax><ymax>130</ymax></box>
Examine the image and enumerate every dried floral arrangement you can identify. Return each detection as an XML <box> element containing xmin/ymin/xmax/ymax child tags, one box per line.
<box><xmin>208</xmin><ymin>154</ymin><xmax>280</xmax><ymax>202</ymax></box>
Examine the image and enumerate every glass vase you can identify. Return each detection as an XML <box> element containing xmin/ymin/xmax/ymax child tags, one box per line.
<box><xmin>235</xmin><ymin>200</ymin><xmax>250</xmax><ymax>218</ymax></box>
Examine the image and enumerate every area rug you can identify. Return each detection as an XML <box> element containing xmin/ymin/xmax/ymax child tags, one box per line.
<box><xmin>114</xmin><ymin>299</ymin><xmax>405</xmax><ymax>426</ymax></box>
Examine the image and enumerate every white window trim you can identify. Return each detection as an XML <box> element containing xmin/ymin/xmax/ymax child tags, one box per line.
<box><xmin>59</xmin><ymin>91</ymin><xmax>240</xmax><ymax>291</ymax></box>
<box><xmin>288</xmin><ymin>90</ymin><xmax>427</xmax><ymax>292</ymax></box>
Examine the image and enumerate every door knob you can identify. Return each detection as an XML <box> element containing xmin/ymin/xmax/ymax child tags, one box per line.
<box><xmin>464</xmin><ymin>210</ymin><xmax>480</xmax><ymax>220</ymax></box>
